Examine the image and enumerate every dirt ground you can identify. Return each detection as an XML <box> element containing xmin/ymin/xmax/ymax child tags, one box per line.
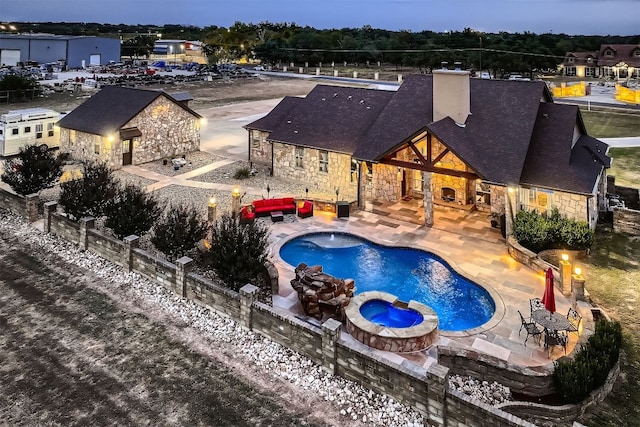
<box><xmin>0</xmin><ymin>221</ymin><xmax>352</xmax><ymax>426</ymax></box>
<box><xmin>0</xmin><ymin>75</ymin><xmax>335</xmax><ymax>115</ymax></box>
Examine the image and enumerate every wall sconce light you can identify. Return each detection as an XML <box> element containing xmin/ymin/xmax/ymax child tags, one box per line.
<box><xmin>266</xmin><ymin>184</ymin><xmax>271</xmax><ymax>199</ymax></box>
<box><xmin>335</xmin><ymin>187</ymin><xmax>340</xmax><ymax>201</ymax></box>
<box><xmin>305</xmin><ymin>188</ymin><xmax>309</xmax><ymax>199</ymax></box>
<box><xmin>107</xmin><ymin>134</ymin><xmax>114</xmax><ymax>142</ymax></box>
<box><xmin>561</xmin><ymin>253</ymin><xmax>569</xmax><ymax>262</ymax></box>
<box><xmin>508</xmin><ymin>187</ymin><xmax>515</xmax><ymax>194</ymax></box>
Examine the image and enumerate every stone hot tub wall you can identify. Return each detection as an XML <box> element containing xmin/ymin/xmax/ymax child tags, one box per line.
<box><xmin>344</xmin><ymin>291</ymin><xmax>439</xmax><ymax>353</ymax></box>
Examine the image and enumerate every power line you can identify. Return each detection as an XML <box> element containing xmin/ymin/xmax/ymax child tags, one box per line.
<box><xmin>279</xmin><ymin>47</ymin><xmax>565</xmax><ymax>59</ymax></box>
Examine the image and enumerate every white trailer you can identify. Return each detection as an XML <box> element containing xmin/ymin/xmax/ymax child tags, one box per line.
<box><xmin>0</xmin><ymin>108</ymin><xmax>64</xmax><ymax>157</ymax></box>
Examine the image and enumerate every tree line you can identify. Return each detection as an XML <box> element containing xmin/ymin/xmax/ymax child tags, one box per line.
<box><xmin>9</xmin><ymin>21</ymin><xmax>640</xmax><ymax>74</ymax></box>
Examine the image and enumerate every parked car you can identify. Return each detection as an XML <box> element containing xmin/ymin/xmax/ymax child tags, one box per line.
<box><xmin>253</xmin><ymin>66</ymin><xmax>265</xmax><ymax>71</ymax></box>
<box><xmin>508</xmin><ymin>74</ymin><xmax>531</xmax><ymax>81</ymax></box>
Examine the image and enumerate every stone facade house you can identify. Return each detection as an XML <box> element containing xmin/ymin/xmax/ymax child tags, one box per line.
<box><xmin>57</xmin><ymin>86</ymin><xmax>202</xmax><ymax>169</ymax></box>
<box><xmin>245</xmin><ymin>70</ymin><xmax>610</xmax><ymax>234</ymax></box>
<box><xmin>559</xmin><ymin>44</ymin><xmax>640</xmax><ymax>78</ymax></box>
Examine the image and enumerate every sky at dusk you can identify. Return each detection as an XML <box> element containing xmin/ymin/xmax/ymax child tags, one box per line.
<box><xmin>3</xmin><ymin>0</ymin><xmax>639</xmax><ymax>35</ymax></box>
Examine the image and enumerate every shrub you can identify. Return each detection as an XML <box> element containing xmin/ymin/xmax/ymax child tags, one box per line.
<box><xmin>513</xmin><ymin>208</ymin><xmax>594</xmax><ymax>252</ymax></box>
<box><xmin>104</xmin><ymin>183</ymin><xmax>161</xmax><ymax>239</ymax></box>
<box><xmin>58</xmin><ymin>161</ymin><xmax>118</xmax><ymax>221</ymax></box>
<box><xmin>206</xmin><ymin>212</ymin><xmax>270</xmax><ymax>291</ymax></box>
<box><xmin>233</xmin><ymin>167</ymin><xmax>251</xmax><ymax>179</ymax></box>
<box><xmin>553</xmin><ymin>319</ymin><xmax>623</xmax><ymax>403</ymax></box>
<box><xmin>1</xmin><ymin>144</ymin><xmax>63</xmax><ymax>195</ymax></box>
<box><xmin>151</xmin><ymin>204</ymin><xmax>209</xmax><ymax>262</ymax></box>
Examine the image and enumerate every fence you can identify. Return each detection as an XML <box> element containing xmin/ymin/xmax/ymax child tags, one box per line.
<box><xmin>0</xmin><ymin>189</ymin><xmax>620</xmax><ymax>426</ymax></box>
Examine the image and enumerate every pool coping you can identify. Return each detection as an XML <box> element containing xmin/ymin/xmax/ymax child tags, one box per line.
<box><xmin>270</xmin><ymin>227</ymin><xmax>506</xmax><ymax>339</ymax></box>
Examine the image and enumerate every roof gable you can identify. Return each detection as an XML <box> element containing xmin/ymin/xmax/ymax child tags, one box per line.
<box><xmin>57</xmin><ymin>86</ymin><xmax>200</xmax><ymax>136</ymax></box>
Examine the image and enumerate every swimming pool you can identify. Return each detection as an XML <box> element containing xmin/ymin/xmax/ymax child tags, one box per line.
<box><xmin>279</xmin><ymin>232</ymin><xmax>496</xmax><ymax>331</ymax></box>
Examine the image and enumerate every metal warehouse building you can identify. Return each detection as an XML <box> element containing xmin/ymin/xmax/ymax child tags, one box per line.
<box><xmin>0</xmin><ymin>34</ymin><xmax>120</xmax><ymax>68</ymax></box>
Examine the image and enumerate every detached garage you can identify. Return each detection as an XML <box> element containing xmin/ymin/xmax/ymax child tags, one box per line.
<box><xmin>0</xmin><ymin>34</ymin><xmax>120</xmax><ymax>68</ymax></box>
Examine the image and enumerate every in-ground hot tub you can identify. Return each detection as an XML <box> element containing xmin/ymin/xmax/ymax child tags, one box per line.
<box><xmin>344</xmin><ymin>291</ymin><xmax>439</xmax><ymax>353</ymax></box>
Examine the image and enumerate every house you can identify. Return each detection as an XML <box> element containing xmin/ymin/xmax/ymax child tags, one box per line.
<box><xmin>559</xmin><ymin>44</ymin><xmax>640</xmax><ymax>79</ymax></box>
<box><xmin>245</xmin><ymin>70</ymin><xmax>610</xmax><ymax>234</ymax></box>
<box><xmin>57</xmin><ymin>86</ymin><xmax>202</xmax><ymax>169</ymax></box>
<box><xmin>0</xmin><ymin>108</ymin><xmax>64</xmax><ymax>157</ymax></box>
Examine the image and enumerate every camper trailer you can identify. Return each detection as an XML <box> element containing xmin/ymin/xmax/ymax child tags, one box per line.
<box><xmin>0</xmin><ymin>108</ymin><xmax>63</xmax><ymax>157</ymax></box>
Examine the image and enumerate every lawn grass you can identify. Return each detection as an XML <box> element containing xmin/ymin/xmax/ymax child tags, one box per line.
<box><xmin>607</xmin><ymin>147</ymin><xmax>640</xmax><ymax>189</ymax></box>
<box><xmin>580</xmin><ymin>226</ymin><xmax>640</xmax><ymax>426</ymax></box>
<box><xmin>580</xmin><ymin>108</ymin><xmax>640</xmax><ymax>138</ymax></box>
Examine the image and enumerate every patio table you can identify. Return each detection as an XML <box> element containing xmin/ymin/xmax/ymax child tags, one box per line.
<box><xmin>531</xmin><ymin>309</ymin><xmax>576</xmax><ymax>332</ymax></box>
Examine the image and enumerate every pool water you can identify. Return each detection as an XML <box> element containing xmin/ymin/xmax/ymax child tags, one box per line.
<box><xmin>360</xmin><ymin>300</ymin><xmax>424</xmax><ymax>328</ymax></box>
<box><xmin>279</xmin><ymin>233</ymin><xmax>495</xmax><ymax>331</ymax></box>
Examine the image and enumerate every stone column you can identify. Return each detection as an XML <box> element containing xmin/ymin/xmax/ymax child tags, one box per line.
<box><xmin>374</xmin><ymin>72</ymin><xmax>379</xmax><ymax>80</ymax></box>
<box><xmin>315</xmin><ymin>67</ymin><xmax>320</xmax><ymax>76</ymax></box>
<box><xmin>239</xmin><ymin>284</ymin><xmax>259</xmax><ymax>330</ymax></box>
<box><xmin>423</xmin><ymin>171</ymin><xmax>434</xmax><ymax>227</ymax></box>
<box><xmin>398</xmin><ymin>74</ymin><xmax>403</xmax><ymax>83</ymax></box>
<box><xmin>283</xmin><ymin>66</ymin><xmax>287</xmax><ymax>73</ymax></box>
<box><xmin>298</xmin><ymin>67</ymin><xmax>304</xmax><ymax>74</ymax></box>
<box><xmin>25</xmin><ymin>193</ymin><xmax>39</xmax><ymax>223</ymax></box>
<box><xmin>572</xmin><ymin>273</ymin><xmax>586</xmax><ymax>301</ymax></box>
<box><xmin>43</xmin><ymin>201</ymin><xmax>57</xmax><ymax>233</ymax></box>
<box><xmin>353</xmin><ymin>71</ymin><xmax>358</xmax><ymax>79</ymax></box>
<box><xmin>321</xmin><ymin>319</ymin><xmax>341</xmax><ymax>375</ymax></box>
<box><xmin>426</xmin><ymin>363</ymin><xmax>449</xmax><ymax>427</ymax></box>
<box><xmin>175</xmin><ymin>256</ymin><xmax>194</xmax><ymax>298</ymax></box>
<box><xmin>123</xmin><ymin>235</ymin><xmax>139</xmax><ymax>272</ymax></box>
<box><xmin>334</xmin><ymin>70</ymin><xmax>339</xmax><ymax>77</ymax></box>
<box><xmin>560</xmin><ymin>259</ymin><xmax>572</xmax><ymax>296</ymax></box>
<box><xmin>207</xmin><ymin>198</ymin><xmax>217</xmax><ymax>222</ymax></box>
<box><xmin>79</xmin><ymin>216</ymin><xmax>95</xmax><ymax>250</ymax></box>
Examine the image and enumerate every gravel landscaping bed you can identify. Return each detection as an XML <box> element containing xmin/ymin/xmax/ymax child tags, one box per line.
<box><xmin>139</xmin><ymin>151</ymin><xmax>226</xmax><ymax>177</ymax></box>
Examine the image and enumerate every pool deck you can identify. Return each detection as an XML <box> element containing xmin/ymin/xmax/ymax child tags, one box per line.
<box><xmin>266</xmin><ymin>204</ymin><xmax>592</xmax><ymax>372</ymax></box>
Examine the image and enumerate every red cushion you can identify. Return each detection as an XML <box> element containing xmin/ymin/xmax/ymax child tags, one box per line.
<box><xmin>253</xmin><ymin>200</ymin><xmax>264</xmax><ymax>208</ymax></box>
<box><xmin>303</xmin><ymin>201</ymin><xmax>313</xmax><ymax>210</ymax></box>
<box><xmin>283</xmin><ymin>197</ymin><xmax>295</xmax><ymax>205</ymax></box>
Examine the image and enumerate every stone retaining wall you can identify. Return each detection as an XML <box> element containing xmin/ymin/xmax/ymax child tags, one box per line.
<box><xmin>613</xmin><ymin>207</ymin><xmax>640</xmax><ymax>235</ymax></box>
<box><xmin>438</xmin><ymin>347</ymin><xmax>554</xmax><ymax>397</ymax></box>
<box><xmin>3</xmin><ymin>186</ymin><xmax>615</xmax><ymax>427</ymax></box>
<box><xmin>0</xmin><ymin>190</ymin><xmax>39</xmax><ymax>222</ymax></box>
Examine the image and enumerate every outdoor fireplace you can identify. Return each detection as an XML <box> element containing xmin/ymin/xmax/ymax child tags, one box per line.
<box><xmin>441</xmin><ymin>187</ymin><xmax>456</xmax><ymax>202</ymax></box>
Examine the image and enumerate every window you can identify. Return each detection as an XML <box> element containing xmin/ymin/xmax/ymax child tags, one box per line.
<box><xmin>36</xmin><ymin>132</ymin><xmax>43</xmax><ymax>139</ymax></box>
<box><xmin>48</xmin><ymin>131</ymin><xmax>54</xmax><ymax>137</ymax></box>
<box><xmin>529</xmin><ymin>188</ymin><xmax>537</xmax><ymax>201</ymax></box>
<box><xmin>564</xmin><ymin>67</ymin><xmax>576</xmax><ymax>76</ymax></box>
<box><xmin>567</xmin><ymin>57</ymin><xmax>574</xmax><ymax>63</ymax></box>
<box><xmin>295</xmin><ymin>146</ymin><xmax>304</xmax><ymax>168</ymax></box>
<box><xmin>0</xmin><ymin>129</ymin><xmax>3</xmax><ymax>135</ymax></box>
<box><xmin>605</xmin><ymin>50</ymin><xmax>613</xmax><ymax>57</ymax></box>
<box><xmin>94</xmin><ymin>142</ymin><xmax>100</xmax><ymax>155</ymax></box>
<box><xmin>24</xmin><ymin>126</ymin><xmax>31</xmax><ymax>133</ymax></box>
<box><xmin>350</xmin><ymin>159</ymin><xmax>358</xmax><ymax>182</ymax></box>
<box><xmin>36</xmin><ymin>124</ymin><xmax>43</xmax><ymax>132</ymax></box>
<box><xmin>12</xmin><ymin>128</ymin><xmax>18</xmax><ymax>135</ymax></box>
<box><xmin>47</xmin><ymin>123</ymin><xmax>54</xmax><ymax>131</ymax></box>
<box><xmin>319</xmin><ymin>150</ymin><xmax>328</xmax><ymax>173</ymax></box>
<box><xmin>251</xmin><ymin>130</ymin><xmax>264</xmax><ymax>148</ymax></box>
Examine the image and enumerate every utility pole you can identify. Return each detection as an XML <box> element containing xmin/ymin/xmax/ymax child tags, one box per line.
<box><xmin>479</xmin><ymin>36</ymin><xmax>483</xmax><ymax>73</ymax></box>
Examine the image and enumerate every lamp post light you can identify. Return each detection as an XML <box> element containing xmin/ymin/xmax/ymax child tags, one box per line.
<box><xmin>572</xmin><ymin>266</ymin><xmax>586</xmax><ymax>302</ymax></box>
<box><xmin>559</xmin><ymin>253</ymin><xmax>572</xmax><ymax>296</ymax></box>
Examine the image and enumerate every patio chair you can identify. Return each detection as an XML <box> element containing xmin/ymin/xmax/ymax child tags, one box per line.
<box><xmin>544</xmin><ymin>329</ymin><xmax>568</xmax><ymax>357</ymax></box>
<box><xmin>518</xmin><ymin>310</ymin><xmax>542</xmax><ymax>345</ymax></box>
<box><xmin>297</xmin><ymin>200</ymin><xmax>314</xmax><ymax>218</ymax></box>
<box><xmin>529</xmin><ymin>298</ymin><xmax>545</xmax><ymax>318</ymax></box>
<box><xmin>566</xmin><ymin>307</ymin><xmax>582</xmax><ymax>336</ymax></box>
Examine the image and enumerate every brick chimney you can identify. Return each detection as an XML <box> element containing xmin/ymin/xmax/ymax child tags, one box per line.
<box><xmin>432</xmin><ymin>65</ymin><xmax>471</xmax><ymax>125</ymax></box>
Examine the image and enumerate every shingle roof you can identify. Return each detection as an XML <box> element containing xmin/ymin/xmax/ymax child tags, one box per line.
<box><xmin>57</xmin><ymin>86</ymin><xmax>200</xmax><ymax>136</ymax></box>
<box><xmin>248</xmin><ymin>75</ymin><xmax>608</xmax><ymax>195</ymax></box>
<box><xmin>562</xmin><ymin>51</ymin><xmax>600</xmax><ymax>67</ymax></box>
<box><xmin>243</xmin><ymin>96</ymin><xmax>301</xmax><ymax>132</ymax></box>
<box><xmin>597</xmin><ymin>44</ymin><xmax>640</xmax><ymax>67</ymax></box>
<box><xmin>262</xmin><ymin>85</ymin><xmax>394</xmax><ymax>154</ymax></box>
<box><xmin>519</xmin><ymin>103</ymin><xmax>609</xmax><ymax>194</ymax></box>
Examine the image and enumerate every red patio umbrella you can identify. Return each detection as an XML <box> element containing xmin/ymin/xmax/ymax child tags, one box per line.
<box><xmin>542</xmin><ymin>267</ymin><xmax>556</xmax><ymax>314</ymax></box>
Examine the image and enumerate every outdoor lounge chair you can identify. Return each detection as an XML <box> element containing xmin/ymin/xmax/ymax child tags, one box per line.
<box><xmin>566</xmin><ymin>307</ymin><xmax>582</xmax><ymax>336</ymax></box>
<box><xmin>297</xmin><ymin>200</ymin><xmax>313</xmax><ymax>218</ymax></box>
<box><xmin>544</xmin><ymin>328</ymin><xmax>568</xmax><ymax>357</ymax></box>
<box><xmin>518</xmin><ymin>310</ymin><xmax>542</xmax><ymax>345</ymax></box>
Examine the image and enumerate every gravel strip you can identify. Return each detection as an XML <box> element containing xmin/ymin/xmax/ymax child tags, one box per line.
<box><xmin>0</xmin><ymin>208</ymin><xmax>426</xmax><ymax>426</ymax></box>
<box><xmin>138</xmin><ymin>151</ymin><xmax>226</xmax><ymax>177</ymax></box>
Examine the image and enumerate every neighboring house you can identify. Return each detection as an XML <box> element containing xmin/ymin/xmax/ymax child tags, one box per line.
<box><xmin>245</xmin><ymin>70</ymin><xmax>610</xmax><ymax>234</ymax></box>
<box><xmin>57</xmin><ymin>86</ymin><xmax>202</xmax><ymax>169</ymax></box>
<box><xmin>150</xmin><ymin>39</ymin><xmax>207</xmax><ymax>64</ymax></box>
<box><xmin>0</xmin><ymin>34</ymin><xmax>120</xmax><ymax>68</ymax></box>
<box><xmin>559</xmin><ymin>44</ymin><xmax>640</xmax><ymax>78</ymax></box>
<box><xmin>0</xmin><ymin>108</ymin><xmax>63</xmax><ymax>157</ymax></box>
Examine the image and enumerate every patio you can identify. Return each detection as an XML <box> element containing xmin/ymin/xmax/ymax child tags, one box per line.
<box><xmin>266</xmin><ymin>202</ymin><xmax>589</xmax><ymax>371</ymax></box>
